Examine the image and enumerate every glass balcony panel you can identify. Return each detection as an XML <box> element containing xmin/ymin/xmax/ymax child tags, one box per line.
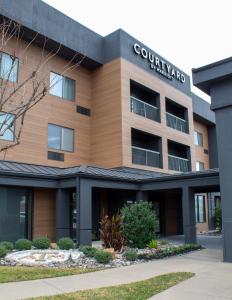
<box><xmin>168</xmin><ymin>154</ymin><xmax>189</xmax><ymax>172</ymax></box>
<box><xmin>131</xmin><ymin>96</ymin><xmax>159</xmax><ymax>122</ymax></box>
<box><xmin>132</xmin><ymin>146</ymin><xmax>160</xmax><ymax>168</ymax></box>
<box><xmin>166</xmin><ymin>112</ymin><xmax>187</xmax><ymax>133</ymax></box>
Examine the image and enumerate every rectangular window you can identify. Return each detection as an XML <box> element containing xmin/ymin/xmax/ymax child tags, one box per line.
<box><xmin>0</xmin><ymin>52</ymin><xmax>19</xmax><ymax>82</ymax></box>
<box><xmin>194</xmin><ymin>130</ymin><xmax>203</xmax><ymax>146</ymax></box>
<box><xmin>196</xmin><ymin>161</ymin><xmax>204</xmax><ymax>171</ymax></box>
<box><xmin>50</xmin><ymin>72</ymin><xmax>75</xmax><ymax>101</ymax></box>
<box><xmin>48</xmin><ymin>124</ymin><xmax>74</xmax><ymax>152</ymax></box>
<box><xmin>0</xmin><ymin>112</ymin><xmax>15</xmax><ymax>141</ymax></box>
<box><xmin>195</xmin><ymin>195</ymin><xmax>206</xmax><ymax>223</ymax></box>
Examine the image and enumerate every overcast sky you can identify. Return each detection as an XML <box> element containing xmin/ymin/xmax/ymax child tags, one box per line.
<box><xmin>43</xmin><ymin>0</ymin><xmax>232</xmax><ymax>102</ymax></box>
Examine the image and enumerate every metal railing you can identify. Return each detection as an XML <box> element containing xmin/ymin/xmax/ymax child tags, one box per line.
<box><xmin>131</xmin><ymin>96</ymin><xmax>159</xmax><ymax>122</ymax></box>
<box><xmin>132</xmin><ymin>146</ymin><xmax>160</xmax><ymax>168</ymax></box>
<box><xmin>168</xmin><ymin>154</ymin><xmax>189</xmax><ymax>172</ymax></box>
<box><xmin>166</xmin><ymin>112</ymin><xmax>188</xmax><ymax>133</ymax></box>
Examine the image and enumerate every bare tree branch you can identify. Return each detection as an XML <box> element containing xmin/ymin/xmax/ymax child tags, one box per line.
<box><xmin>0</xmin><ymin>19</ymin><xmax>84</xmax><ymax>153</ymax></box>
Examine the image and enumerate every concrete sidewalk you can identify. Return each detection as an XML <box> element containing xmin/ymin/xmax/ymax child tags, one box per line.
<box><xmin>0</xmin><ymin>247</ymin><xmax>231</xmax><ymax>300</ymax></box>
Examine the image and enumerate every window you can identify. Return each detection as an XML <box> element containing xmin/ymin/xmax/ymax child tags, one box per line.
<box><xmin>0</xmin><ymin>52</ymin><xmax>19</xmax><ymax>82</ymax></box>
<box><xmin>194</xmin><ymin>131</ymin><xmax>203</xmax><ymax>146</ymax></box>
<box><xmin>48</xmin><ymin>124</ymin><xmax>74</xmax><ymax>152</ymax></box>
<box><xmin>50</xmin><ymin>72</ymin><xmax>75</xmax><ymax>101</ymax></box>
<box><xmin>0</xmin><ymin>113</ymin><xmax>15</xmax><ymax>141</ymax></box>
<box><xmin>195</xmin><ymin>195</ymin><xmax>206</xmax><ymax>223</ymax></box>
<box><xmin>196</xmin><ymin>161</ymin><xmax>204</xmax><ymax>171</ymax></box>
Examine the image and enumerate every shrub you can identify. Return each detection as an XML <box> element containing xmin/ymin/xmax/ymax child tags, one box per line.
<box><xmin>99</xmin><ymin>214</ymin><xmax>125</xmax><ymax>251</ymax></box>
<box><xmin>15</xmin><ymin>239</ymin><xmax>32</xmax><ymax>250</ymax></box>
<box><xmin>121</xmin><ymin>201</ymin><xmax>158</xmax><ymax>248</ymax></box>
<box><xmin>214</xmin><ymin>205</ymin><xmax>222</xmax><ymax>232</ymax></box>
<box><xmin>159</xmin><ymin>239</ymin><xmax>169</xmax><ymax>245</ymax></box>
<box><xmin>58</xmin><ymin>237</ymin><xmax>75</xmax><ymax>250</ymax></box>
<box><xmin>124</xmin><ymin>248</ymin><xmax>138</xmax><ymax>261</ymax></box>
<box><xmin>147</xmin><ymin>239</ymin><xmax>158</xmax><ymax>249</ymax></box>
<box><xmin>79</xmin><ymin>245</ymin><xmax>98</xmax><ymax>257</ymax></box>
<box><xmin>94</xmin><ymin>250</ymin><xmax>112</xmax><ymax>264</ymax></box>
<box><xmin>0</xmin><ymin>241</ymin><xmax>14</xmax><ymax>251</ymax></box>
<box><xmin>32</xmin><ymin>237</ymin><xmax>51</xmax><ymax>249</ymax></box>
<box><xmin>0</xmin><ymin>245</ymin><xmax>7</xmax><ymax>258</ymax></box>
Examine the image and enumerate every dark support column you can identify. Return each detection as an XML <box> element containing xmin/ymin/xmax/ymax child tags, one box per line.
<box><xmin>136</xmin><ymin>190</ymin><xmax>148</xmax><ymax>202</ymax></box>
<box><xmin>78</xmin><ymin>178</ymin><xmax>92</xmax><ymax>246</ymax></box>
<box><xmin>182</xmin><ymin>186</ymin><xmax>196</xmax><ymax>244</ymax></box>
<box><xmin>56</xmin><ymin>189</ymin><xmax>70</xmax><ymax>241</ymax></box>
<box><xmin>193</xmin><ymin>60</ymin><xmax>232</xmax><ymax>262</ymax></box>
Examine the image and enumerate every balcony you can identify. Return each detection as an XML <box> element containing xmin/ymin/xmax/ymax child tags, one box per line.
<box><xmin>168</xmin><ymin>140</ymin><xmax>191</xmax><ymax>172</ymax></box>
<box><xmin>168</xmin><ymin>154</ymin><xmax>189</xmax><ymax>172</ymax></box>
<box><xmin>131</xmin><ymin>128</ymin><xmax>162</xmax><ymax>168</ymax></box>
<box><xmin>132</xmin><ymin>146</ymin><xmax>160</xmax><ymax>168</ymax></box>
<box><xmin>131</xmin><ymin>96</ymin><xmax>159</xmax><ymax>122</ymax></box>
<box><xmin>166</xmin><ymin>112</ymin><xmax>187</xmax><ymax>133</ymax></box>
<box><xmin>166</xmin><ymin>98</ymin><xmax>189</xmax><ymax>133</ymax></box>
<box><xmin>130</xmin><ymin>80</ymin><xmax>160</xmax><ymax>123</ymax></box>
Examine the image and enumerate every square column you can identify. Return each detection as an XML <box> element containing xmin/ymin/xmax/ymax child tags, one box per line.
<box><xmin>56</xmin><ymin>189</ymin><xmax>70</xmax><ymax>241</ymax></box>
<box><xmin>136</xmin><ymin>190</ymin><xmax>148</xmax><ymax>202</ymax></box>
<box><xmin>76</xmin><ymin>178</ymin><xmax>92</xmax><ymax>246</ymax></box>
<box><xmin>182</xmin><ymin>186</ymin><xmax>196</xmax><ymax>244</ymax></box>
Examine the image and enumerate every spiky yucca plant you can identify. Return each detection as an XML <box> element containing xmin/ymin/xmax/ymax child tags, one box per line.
<box><xmin>99</xmin><ymin>214</ymin><xmax>125</xmax><ymax>251</ymax></box>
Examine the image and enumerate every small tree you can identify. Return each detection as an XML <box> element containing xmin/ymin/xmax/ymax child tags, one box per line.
<box><xmin>121</xmin><ymin>201</ymin><xmax>158</xmax><ymax>248</ymax></box>
<box><xmin>214</xmin><ymin>205</ymin><xmax>222</xmax><ymax>232</ymax></box>
<box><xmin>0</xmin><ymin>19</ymin><xmax>84</xmax><ymax>153</ymax></box>
<box><xmin>99</xmin><ymin>214</ymin><xmax>125</xmax><ymax>251</ymax></box>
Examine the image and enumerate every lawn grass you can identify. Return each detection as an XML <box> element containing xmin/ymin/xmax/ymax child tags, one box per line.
<box><xmin>31</xmin><ymin>272</ymin><xmax>194</xmax><ymax>300</ymax></box>
<box><xmin>0</xmin><ymin>266</ymin><xmax>98</xmax><ymax>283</ymax></box>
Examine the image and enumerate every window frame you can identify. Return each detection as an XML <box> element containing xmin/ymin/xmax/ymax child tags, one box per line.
<box><xmin>0</xmin><ymin>112</ymin><xmax>15</xmax><ymax>142</ymax></box>
<box><xmin>47</xmin><ymin>123</ymin><xmax>74</xmax><ymax>153</ymax></box>
<box><xmin>194</xmin><ymin>130</ymin><xmax>203</xmax><ymax>147</ymax></box>
<box><xmin>49</xmin><ymin>71</ymin><xmax>75</xmax><ymax>101</ymax></box>
<box><xmin>195</xmin><ymin>194</ymin><xmax>206</xmax><ymax>223</ymax></box>
<box><xmin>0</xmin><ymin>51</ymin><xmax>19</xmax><ymax>83</ymax></box>
<box><xmin>196</xmin><ymin>161</ymin><xmax>204</xmax><ymax>171</ymax></box>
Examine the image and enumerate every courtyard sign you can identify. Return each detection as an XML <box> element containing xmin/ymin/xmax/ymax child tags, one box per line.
<box><xmin>133</xmin><ymin>43</ymin><xmax>186</xmax><ymax>84</ymax></box>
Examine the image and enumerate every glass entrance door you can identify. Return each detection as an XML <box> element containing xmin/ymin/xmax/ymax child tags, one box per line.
<box><xmin>0</xmin><ymin>187</ymin><xmax>31</xmax><ymax>242</ymax></box>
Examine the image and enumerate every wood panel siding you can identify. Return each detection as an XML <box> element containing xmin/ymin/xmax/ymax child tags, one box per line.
<box><xmin>0</xmin><ymin>37</ymin><xmax>92</xmax><ymax>167</ymax></box>
<box><xmin>33</xmin><ymin>189</ymin><xmax>56</xmax><ymax>242</ymax></box>
<box><xmin>194</xmin><ymin>119</ymin><xmax>210</xmax><ymax>170</ymax></box>
<box><xmin>121</xmin><ymin>59</ymin><xmax>196</xmax><ymax>173</ymax></box>
<box><xmin>91</xmin><ymin>59</ymin><xmax>123</xmax><ymax>167</ymax></box>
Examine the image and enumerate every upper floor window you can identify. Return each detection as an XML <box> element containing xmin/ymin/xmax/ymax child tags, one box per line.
<box><xmin>194</xmin><ymin>130</ymin><xmax>203</xmax><ymax>146</ymax></box>
<box><xmin>48</xmin><ymin>124</ymin><xmax>74</xmax><ymax>152</ymax></box>
<box><xmin>0</xmin><ymin>52</ymin><xmax>19</xmax><ymax>83</ymax></box>
<box><xmin>0</xmin><ymin>112</ymin><xmax>15</xmax><ymax>142</ymax></box>
<box><xmin>196</xmin><ymin>161</ymin><xmax>204</xmax><ymax>171</ymax></box>
<box><xmin>50</xmin><ymin>72</ymin><xmax>75</xmax><ymax>101</ymax></box>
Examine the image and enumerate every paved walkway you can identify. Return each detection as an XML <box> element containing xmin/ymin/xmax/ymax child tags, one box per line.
<box><xmin>0</xmin><ymin>236</ymin><xmax>231</xmax><ymax>300</ymax></box>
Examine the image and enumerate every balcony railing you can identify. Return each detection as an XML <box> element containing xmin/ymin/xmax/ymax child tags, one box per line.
<box><xmin>131</xmin><ymin>96</ymin><xmax>159</xmax><ymax>122</ymax></box>
<box><xmin>166</xmin><ymin>112</ymin><xmax>188</xmax><ymax>133</ymax></box>
<box><xmin>132</xmin><ymin>146</ymin><xmax>160</xmax><ymax>168</ymax></box>
<box><xmin>168</xmin><ymin>154</ymin><xmax>189</xmax><ymax>172</ymax></box>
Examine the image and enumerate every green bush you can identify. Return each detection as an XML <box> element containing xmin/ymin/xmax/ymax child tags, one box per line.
<box><xmin>32</xmin><ymin>237</ymin><xmax>51</xmax><ymax>249</ymax></box>
<box><xmin>0</xmin><ymin>241</ymin><xmax>14</xmax><ymax>251</ymax></box>
<box><xmin>15</xmin><ymin>239</ymin><xmax>32</xmax><ymax>250</ymax></box>
<box><xmin>147</xmin><ymin>239</ymin><xmax>158</xmax><ymax>249</ymax></box>
<box><xmin>159</xmin><ymin>239</ymin><xmax>169</xmax><ymax>245</ymax></box>
<box><xmin>79</xmin><ymin>245</ymin><xmax>98</xmax><ymax>257</ymax></box>
<box><xmin>121</xmin><ymin>201</ymin><xmax>158</xmax><ymax>248</ymax></box>
<box><xmin>58</xmin><ymin>237</ymin><xmax>75</xmax><ymax>250</ymax></box>
<box><xmin>0</xmin><ymin>245</ymin><xmax>7</xmax><ymax>258</ymax></box>
<box><xmin>124</xmin><ymin>248</ymin><xmax>138</xmax><ymax>261</ymax></box>
<box><xmin>94</xmin><ymin>250</ymin><xmax>112</xmax><ymax>264</ymax></box>
<box><xmin>214</xmin><ymin>206</ymin><xmax>222</xmax><ymax>232</ymax></box>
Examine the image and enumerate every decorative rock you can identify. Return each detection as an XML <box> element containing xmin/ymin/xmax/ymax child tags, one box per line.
<box><xmin>50</xmin><ymin>243</ymin><xmax>58</xmax><ymax>249</ymax></box>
